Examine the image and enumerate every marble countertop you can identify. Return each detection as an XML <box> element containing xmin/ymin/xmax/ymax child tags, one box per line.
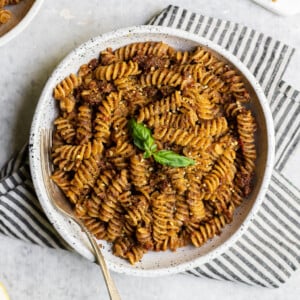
<box><xmin>1</xmin><ymin>0</ymin><xmax>300</xmax><ymax>299</ymax></box>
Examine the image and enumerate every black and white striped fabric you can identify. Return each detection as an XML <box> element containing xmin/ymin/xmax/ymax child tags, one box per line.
<box><xmin>1</xmin><ymin>5</ymin><xmax>300</xmax><ymax>288</ymax></box>
<box><xmin>0</xmin><ymin>145</ymin><xmax>68</xmax><ymax>249</ymax></box>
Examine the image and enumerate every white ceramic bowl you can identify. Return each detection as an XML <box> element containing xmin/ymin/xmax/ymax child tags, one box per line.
<box><xmin>0</xmin><ymin>0</ymin><xmax>44</xmax><ymax>47</ymax></box>
<box><xmin>29</xmin><ymin>25</ymin><xmax>275</xmax><ymax>276</ymax></box>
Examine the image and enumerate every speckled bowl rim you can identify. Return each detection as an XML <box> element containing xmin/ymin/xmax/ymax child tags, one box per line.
<box><xmin>29</xmin><ymin>25</ymin><xmax>275</xmax><ymax>277</ymax></box>
<box><xmin>0</xmin><ymin>0</ymin><xmax>44</xmax><ymax>47</ymax></box>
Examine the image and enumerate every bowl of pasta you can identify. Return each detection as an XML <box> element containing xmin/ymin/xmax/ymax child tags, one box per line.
<box><xmin>0</xmin><ymin>0</ymin><xmax>44</xmax><ymax>47</ymax></box>
<box><xmin>29</xmin><ymin>25</ymin><xmax>275</xmax><ymax>276</ymax></box>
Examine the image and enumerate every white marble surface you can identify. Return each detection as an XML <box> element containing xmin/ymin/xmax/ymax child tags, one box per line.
<box><xmin>0</xmin><ymin>0</ymin><xmax>300</xmax><ymax>299</ymax></box>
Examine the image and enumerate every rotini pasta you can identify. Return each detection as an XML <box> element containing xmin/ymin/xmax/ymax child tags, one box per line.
<box><xmin>0</xmin><ymin>0</ymin><xmax>24</xmax><ymax>25</ymax></box>
<box><xmin>94</xmin><ymin>61</ymin><xmax>140</xmax><ymax>81</ymax></box>
<box><xmin>140</xmin><ymin>69</ymin><xmax>183</xmax><ymax>88</ymax></box>
<box><xmin>54</xmin><ymin>74</ymin><xmax>82</xmax><ymax>100</ymax></box>
<box><xmin>114</xmin><ymin>41</ymin><xmax>171</xmax><ymax>61</ymax></box>
<box><xmin>76</xmin><ymin>105</ymin><xmax>93</xmax><ymax>144</ymax></box>
<box><xmin>53</xmin><ymin>116</ymin><xmax>76</xmax><ymax>144</ymax></box>
<box><xmin>50</xmin><ymin>41</ymin><xmax>257</xmax><ymax>265</ymax></box>
<box><xmin>0</xmin><ymin>8</ymin><xmax>11</xmax><ymax>24</ymax></box>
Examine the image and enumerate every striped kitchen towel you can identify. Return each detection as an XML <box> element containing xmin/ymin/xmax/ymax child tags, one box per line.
<box><xmin>1</xmin><ymin>5</ymin><xmax>300</xmax><ymax>288</ymax></box>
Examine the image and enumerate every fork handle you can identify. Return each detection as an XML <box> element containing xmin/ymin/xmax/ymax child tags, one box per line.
<box><xmin>83</xmin><ymin>228</ymin><xmax>121</xmax><ymax>300</ymax></box>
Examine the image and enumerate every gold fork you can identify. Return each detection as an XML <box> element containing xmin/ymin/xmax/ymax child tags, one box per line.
<box><xmin>40</xmin><ymin>129</ymin><xmax>121</xmax><ymax>300</ymax></box>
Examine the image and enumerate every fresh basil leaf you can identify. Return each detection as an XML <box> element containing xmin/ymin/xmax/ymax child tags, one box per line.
<box><xmin>129</xmin><ymin>118</ymin><xmax>157</xmax><ymax>155</ymax></box>
<box><xmin>133</xmin><ymin>138</ymin><xmax>145</xmax><ymax>151</ymax></box>
<box><xmin>129</xmin><ymin>119</ymin><xmax>194</xmax><ymax>168</ymax></box>
<box><xmin>143</xmin><ymin>137</ymin><xmax>156</xmax><ymax>158</ymax></box>
<box><xmin>153</xmin><ymin>150</ymin><xmax>195</xmax><ymax>167</ymax></box>
<box><xmin>150</xmin><ymin>143</ymin><xmax>157</xmax><ymax>152</ymax></box>
<box><xmin>128</xmin><ymin>118</ymin><xmax>153</xmax><ymax>152</ymax></box>
<box><xmin>144</xmin><ymin>135</ymin><xmax>155</xmax><ymax>152</ymax></box>
<box><xmin>143</xmin><ymin>150</ymin><xmax>152</xmax><ymax>159</ymax></box>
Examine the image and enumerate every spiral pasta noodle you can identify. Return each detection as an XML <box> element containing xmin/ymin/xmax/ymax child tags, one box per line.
<box><xmin>191</xmin><ymin>46</ymin><xmax>250</xmax><ymax>101</ymax></box>
<box><xmin>154</xmin><ymin>127</ymin><xmax>212</xmax><ymax>149</ymax></box>
<box><xmin>0</xmin><ymin>8</ymin><xmax>11</xmax><ymax>24</ymax></box>
<box><xmin>140</xmin><ymin>69</ymin><xmax>183</xmax><ymax>88</ymax></box>
<box><xmin>94</xmin><ymin>61</ymin><xmax>140</xmax><ymax>81</ymax></box>
<box><xmin>152</xmin><ymin>193</ymin><xmax>176</xmax><ymax>243</ymax></box>
<box><xmin>54</xmin><ymin>74</ymin><xmax>82</xmax><ymax>100</ymax></box>
<box><xmin>76</xmin><ymin>105</ymin><xmax>93</xmax><ymax>144</ymax></box>
<box><xmin>0</xmin><ymin>0</ymin><xmax>25</xmax><ymax>25</ymax></box>
<box><xmin>83</xmin><ymin>217</ymin><xmax>107</xmax><ymax>240</ymax></box>
<box><xmin>50</xmin><ymin>41</ymin><xmax>257</xmax><ymax>264</ymax></box>
<box><xmin>190</xmin><ymin>215</ymin><xmax>227</xmax><ymax>247</ymax></box>
<box><xmin>66</xmin><ymin>156</ymin><xmax>100</xmax><ymax>204</ymax></box>
<box><xmin>237</xmin><ymin>110</ymin><xmax>257</xmax><ymax>173</ymax></box>
<box><xmin>94</xmin><ymin>91</ymin><xmax>122</xmax><ymax>145</ymax></box>
<box><xmin>114</xmin><ymin>41</ymin><xmax>171</xmax><ymax>61</ymax></box>
<box><xmin>53</xmin><ymin>117</ymin><xmax>76</xmax><ymax>144</ymax></box>
<box><xmin>137</xmin><ymin>90</ymin><xmax>182</xmax><ymax>122</ymax></box>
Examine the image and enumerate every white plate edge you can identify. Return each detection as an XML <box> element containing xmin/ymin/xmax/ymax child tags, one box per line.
<box><xmin>0</xmin><ymin>0</ymin><xmax>44</xmax><ymax>47</ymax></box>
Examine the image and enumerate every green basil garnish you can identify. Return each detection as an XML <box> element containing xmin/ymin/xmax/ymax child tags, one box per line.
<box><xmin>128</xmin><ymin>118</ymin><xmax>153</xmax><ymax>151</ymax></box>
<box><xmin>153</xmin><ymin>150</ymin><xmax>195</xmax><ymax>167</ymax></box>
<box><xmin>128</xmin><ymin>118</ymin><xmax>195</xmax><ymax>168</ymax></box>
